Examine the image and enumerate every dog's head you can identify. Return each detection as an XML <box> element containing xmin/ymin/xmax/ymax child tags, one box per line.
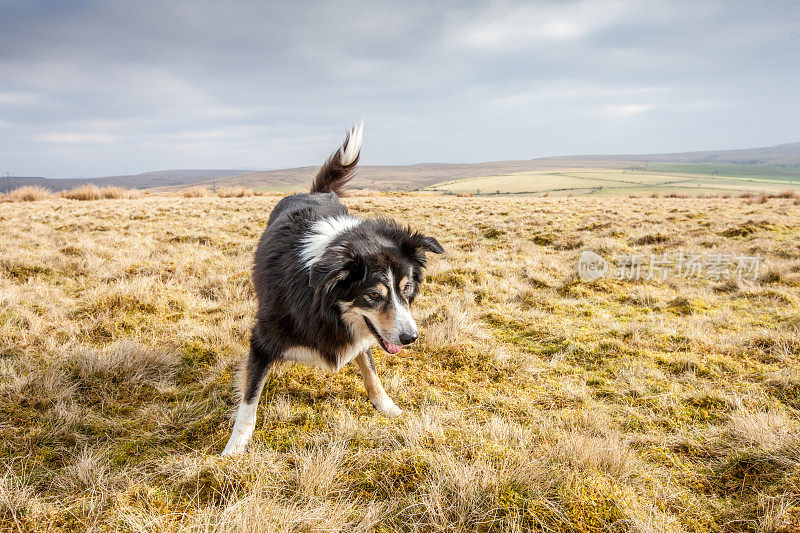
<box><xmin>310</xmin><ymin>219</ymin><xmax>443</xmax><ymax>353</ymax></box>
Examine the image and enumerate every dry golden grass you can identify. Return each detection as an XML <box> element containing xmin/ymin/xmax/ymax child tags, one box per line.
<box><xmin>182</xmin><ymin>186</ymin><xmax>211</xmax><ymax>198</ymax></box>
<box><xmin>4</xmin><ymin>185</ymin><xmax>53</xmax><ymax>202</ymax></box>
<box><xmin>217</xmin><ymin>186</ymin><xmax>253</xmax><ymax>198</ymax></box>
<box><xmin>61</xmin><ymin>184</ymin><xmax>141</xmax><ymax>200</ymax></box>
<box><xmin>1</xmin><ymin>192</ymin><xmax>799</xmax><ymax>531</ymax></box>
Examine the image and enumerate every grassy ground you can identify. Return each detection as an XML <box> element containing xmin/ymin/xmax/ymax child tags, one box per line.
<box><xmin>422</xmin><ymin>168</ymin><xmax>800</xmax><ymax>197</ymax></box>
<box><xmin>1</xmin><ymin>193</ymin><xmax>799</xmax><ymax>532</ymax></box>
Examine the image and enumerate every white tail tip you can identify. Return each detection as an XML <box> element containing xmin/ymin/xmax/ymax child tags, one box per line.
<box><xmin>339</xmin><ymin>120</ymin><xmax>363</xmax><ymax>166</ymax></box>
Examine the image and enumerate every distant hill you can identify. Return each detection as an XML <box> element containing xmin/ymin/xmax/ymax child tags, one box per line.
<box><xmin>159</xmin><ymin>159</ymin><xmax>636</xmax><ymax>193</ymax></box>
<box><xmin>0</xmin><ymin>169</ymin><xmax>255</xmax><ymax>193</ymax></box>
<box><xmin>0</xmin><ymin>176</ymin><xmax>86</xmax><ymax>194</ymax></box>
<box><xmin>544</xmin><ymin>142</ymin><xmax>800</xmax><ymax>166</ymax></box>
<box><xmin>155</xmin><ymin>142</ymin><xmax>800</xmax><ymax>193</ymax></box>
<box><xmin>89</xmin><ymin>169</ymin><xmax>257</xmax><ymax>188</ymax></box>
<box><xmin>4</xmin><ymin>142</ymin><xmax>797</xmax><ymax>194</ymax></box>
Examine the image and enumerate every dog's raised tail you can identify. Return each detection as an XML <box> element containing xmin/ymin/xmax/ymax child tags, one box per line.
<box><xmin>310</xmin><ymin>122</ymin><xmax>363</xmax><ymax>195</ymax></box>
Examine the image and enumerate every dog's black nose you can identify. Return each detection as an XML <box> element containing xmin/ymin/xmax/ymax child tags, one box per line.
<box><xmin>399</xmin><ymin>332</ymin><xmax>418</xmax><ymax>345</ymax></box>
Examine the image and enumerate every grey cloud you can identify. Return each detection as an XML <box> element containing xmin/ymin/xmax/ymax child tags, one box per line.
<box><xmin>0</xmin><ymin>0</ymin><xmax>797</xmax><ymax>177</ymax></box>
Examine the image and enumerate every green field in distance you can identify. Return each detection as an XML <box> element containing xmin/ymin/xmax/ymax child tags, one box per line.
<box><xmin>421</xmin><ymin>165</ymin><xmax>800</xmax><ymax>196</ymax></box>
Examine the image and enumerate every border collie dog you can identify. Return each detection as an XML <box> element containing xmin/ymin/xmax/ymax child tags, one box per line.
<box><xmin>222</xmin><ymin>124</ymin><xmax>443</xmax><ymax>455</ymax></box>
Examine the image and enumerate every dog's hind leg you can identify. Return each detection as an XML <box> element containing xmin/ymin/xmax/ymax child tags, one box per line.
<box><xmin>222</xmin><ymin>334</ymin><xmax>276</xmax><ymax>456</ymax></box>
<box><xmin>356</xmin><ymin>350</ymin><xmax>402</xmax><ymax>418</ymax></box>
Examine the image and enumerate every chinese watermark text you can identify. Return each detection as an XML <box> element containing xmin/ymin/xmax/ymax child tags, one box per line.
<box><xmin>578</xmin><ymin>251</ymin><xmax>761</xmax><ymax>282</ymax></box>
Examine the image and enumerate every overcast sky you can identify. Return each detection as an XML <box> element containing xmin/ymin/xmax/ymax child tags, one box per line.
<box><xmin>1</xmin><ymin>0</ymin><xmax>798</xmax><ymax>178</ymax></box>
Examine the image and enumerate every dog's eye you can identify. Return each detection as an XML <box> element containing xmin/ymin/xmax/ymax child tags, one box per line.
<box><xmin>367</xmin><ymin>291</ymin><xmax>381</xmax><ymax>300</ymax></box>
<box><xmin>401</xmin><ymin>283</ymin><xmax>412</xmax><ymax>296</ymax></box>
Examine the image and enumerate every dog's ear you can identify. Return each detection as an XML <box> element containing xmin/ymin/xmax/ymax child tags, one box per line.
<box><xmin>403</xmin><ymin>232</ymin><xmax>444</xmax><ymax>265</ymax></box>
<box><xmin>417</xmin><ymin>235</ymin><xmax>444</xmax><ymax>255</ymax></box>
<box><xmin>309</xmin><ymin>243</ymin><xmax>364</xmax><ymax>319</ymax></box>
<box><xmin>309</xmin><ymin>242</ymin><xmax>364</xmax><ymax>288</ymax></box>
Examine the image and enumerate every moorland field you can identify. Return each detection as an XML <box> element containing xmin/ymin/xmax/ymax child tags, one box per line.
<box><xmin>1</xmin><ymin>191</ymin><xmax>799</xmax><ymax>532</ymax></box>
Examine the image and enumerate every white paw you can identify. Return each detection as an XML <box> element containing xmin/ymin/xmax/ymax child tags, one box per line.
<box><xmin>371</xmin><ymin>396</ymin><xmax>403</xmax><ymax>418</ymax></box>
<box><xmin>221</xmin><ymin>434</ymin><xmax>249</xmax><ymax>456</ymax></box>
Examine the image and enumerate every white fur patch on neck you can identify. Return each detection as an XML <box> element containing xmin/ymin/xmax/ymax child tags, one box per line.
<box><xmin>300</xmin><ymin>215</ymin><xmax>361</xmax><ymax>268</ymax></box>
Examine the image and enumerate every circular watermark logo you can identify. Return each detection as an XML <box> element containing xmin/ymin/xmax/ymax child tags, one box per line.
<box><xmin>577</xmin><ymin>250</ymin><xmax>609</xmax><ymax>282</ymax></box>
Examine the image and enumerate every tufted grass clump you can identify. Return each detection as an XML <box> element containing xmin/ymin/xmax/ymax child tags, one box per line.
<box><xmin>4</xmin><ymin>185</ymin><xmax>53</xmax><ymax>201</ymax></box>
<box><xmin>217</xmin><ymin>186</ymin><xmax>253</xmax><ymax>198</ymax></box>
<box><xmin>182</xmin><ymin>186</ymin><xmax>210</xmax><ymax>198</ymax></box>
<box><xmin>62</xmin><ymin>184</ymin><xmax>141</xmax><ymax>200</ymax></box>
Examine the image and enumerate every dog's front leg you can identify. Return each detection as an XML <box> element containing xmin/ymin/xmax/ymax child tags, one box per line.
<box><xmin>356</xmin><ymin>350</ymin><xmax>402</xmax><ymax>417</ymax></box>
<box><xmin>222</xmin><ymin>334</ymin><xmax>276</xmax><ymax>456</ymax></box>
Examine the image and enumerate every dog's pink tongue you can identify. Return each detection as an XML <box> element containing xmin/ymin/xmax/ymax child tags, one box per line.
<box><xmin>386</xmin><ymin>343</ymin><xmax>402</xmax><ymax>354</ymax></box>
